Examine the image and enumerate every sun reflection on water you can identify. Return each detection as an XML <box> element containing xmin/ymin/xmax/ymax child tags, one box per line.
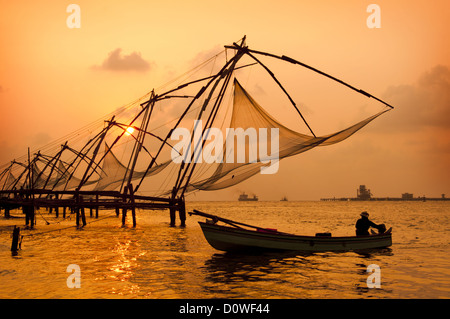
<box><xmin>0</xmin><ymin>201</ymin><xmax>449</xmax><ymax>298</ymax></box>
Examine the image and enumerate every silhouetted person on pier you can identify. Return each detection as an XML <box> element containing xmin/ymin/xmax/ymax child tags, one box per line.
<box><xmin>355</xmin><ymin>211</ymin><xmax>382</xmax><ymax>236</ymax></box>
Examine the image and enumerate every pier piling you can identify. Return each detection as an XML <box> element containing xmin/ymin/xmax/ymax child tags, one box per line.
<box><xmin>1</xmin><ymin>189</ymin><xmax>186</xmax><ymax>228</ymax></box>
<box><xmin>179</xmin><ymin>198</ymin><xmax>186</xmax><ymax>227</ymax></box>
<box><xmin>122</xmin><ymin>186</ymin><xmax>128</xmax><ymax>226</ymax></box>
<box><xmin>24</xmin><ymin>204</ymin><xmax>35</xmax><ymax>229</ymax></box>
<box><xmin>129</xmin><ymin>184</ymin><xmax>137</xmax><ymax>228</ymax></box>
<box><xmin>11</xmin><ymin>226</ymin><xmax>20</xmax><ymax>252</ymax></box>
<box><xmin>169</xmin><ymin>206</ymin><xmax>176</xmax><ymax>227</ymax></box>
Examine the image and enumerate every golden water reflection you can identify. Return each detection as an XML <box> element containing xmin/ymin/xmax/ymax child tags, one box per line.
<box><xmin>1</xmin><ymin>201</ymin><xmax>448</xmax><ymax>298</ymax></box>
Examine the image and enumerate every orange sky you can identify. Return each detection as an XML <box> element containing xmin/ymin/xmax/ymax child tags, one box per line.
<box><xmin>0</xmin><ymin>0</ymin><xmax>449</xmax><ymax>200</ymax></box>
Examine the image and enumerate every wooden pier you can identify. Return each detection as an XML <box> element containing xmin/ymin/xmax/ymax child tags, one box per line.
<box><xmin>0</xmin><ymin>186</ymin><xmax>186</xmax><ymax>228</ymax></box>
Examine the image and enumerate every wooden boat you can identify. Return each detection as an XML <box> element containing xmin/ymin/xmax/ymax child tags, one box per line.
<box><xmin>190</xmin><ymin>210</ymin><xmax>392</xmax><ymax>253</ymax></box>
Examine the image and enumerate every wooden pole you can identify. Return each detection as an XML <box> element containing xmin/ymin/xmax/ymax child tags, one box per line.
<box><xmin>89</xmin><ymin>199</ymin><xmax>93</xmax><ymax>217</ymax></box>
<box><xmin>178</xmin><ymin>60</ymin><xmax>238</xmax><ymax>199</ymax></box>
<box><xmin>169</xmin><ymin>205</ymin><xmax>176</xmax><ymax>227</ymax></box>
<box><xmin>128</xmin><ymin>184</ymin><xmax>137</xmax><ymax>228</ymax></box>
<box><xmin>26</xmin><ymin>148</ymin><xmax>35</xmax><ymax>229</ymax></box>
<box><xmin>76</xmin><ymin>208</ymin><xmax>80</xmax><ymax>228</ymax></box>
<box><xmin>24</xmin><ymin>203</ymin><xmax>35</xmax><ymax>229</ymax></box>
<box><xmin>122</xmin><ymin>92</ymin><xmax>155</xmax><ymax>193</ymax></box>
<box><xmin>179</xmin><ymin>196</ymin><xmax>186</xmax><ymax>227</ymax></box>
<box><xmin>245</xmin><ymin>52</ymin><xmax>316</xmax><ymax>137</ymax></box>
<box><xmin>95</xmin><ymin>194</ymin><xmax>99</xmax><ymax>218</ymax></box>
<box><xmin>169</xmin><ymin>187</ymin><xmax>176</xmax><ymax>227</ymax></box>
<box><xmin>115</xmin><ymin>200</ymin><xmax>120</xmax><ymax>217</ymax></box>
<box><xmin>122</xmin><ymin>186</ymin><xmax>128</xmax><ymax>226</ymax></box>
<box><xmin>11</xmin><ymin>226</ymin><xmax>20</xmax><ymax>252</ymax></box>
<box><xmin>31</xmin><ymin>205</ymin><xmax>35</xmax><ymax>228</ymax></box>
<box><xmin>55</xmin><ymin>194</ymin><xmax>59</xmax><ymax>218</ymax></box>
<box><xmin>80</xmin><ymin>195</ymin><xmax>86</xmax><ymax>227</ymax></box>
<box><xmin>134</xmin><ymin>52</ymin><xmax>243</xmax><ymax>194</ymax></box>
<box><xmin>75</xmin><ymin>194</ymin><xmax>80</xmax><ymax>228</ymax></box>
<box><xmin>76</xmin><ymin>123</ymin><xmax>113</xmax><ymax>190</ymax></box>
<box><xmin>24</xmin><ymin>205</ymin><xmax>29</xmax><ymax>227</ymax></box>
<box><xmin>244</xmin><ymin>47</ymin><xmax>395</xmax><ymax>109</ymax></box>
<box><xmin>5</xmin><ymin>206</ymin><xmax>10</xmax><ymax>218</ymax></box>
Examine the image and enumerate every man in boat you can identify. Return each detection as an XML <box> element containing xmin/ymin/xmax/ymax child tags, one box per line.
<box><xmin>355</xmin><ymin>212</ymin><xmax>385</xmax><ymax>236</ymax></box>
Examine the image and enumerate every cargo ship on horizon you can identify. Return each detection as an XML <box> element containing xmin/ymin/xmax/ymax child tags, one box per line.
<box><xmin>238</xmin><ymin>192</ymin><xmax>258</xmax><ymax>201</ymax></box>
<box><xmin>321</xmin><ymin>185</ymin><xmax>449</xmax><ymax>201</ymax></box>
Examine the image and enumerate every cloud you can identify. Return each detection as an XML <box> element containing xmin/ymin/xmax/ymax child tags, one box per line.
<box><xmin>93</xmin><ymin>48</ymin><xmax>152</xmax><ymax>72</ymax></box>
<box><xmin>186</xmin><ymin>45</ymin><xmax>226</xmax><ymax>78</ymax></box>
<box><xmin>374</xmin><ymin>65</ymin><xmax>450</xmax><ymax>133</ymax></box>
<box><xmin>30</xmin><ymin>132</ymin><xmax>52</xmax><ymax>147</ymax></box>
<box><xmin>189</xmin><ymin>45</ymin><xmax>223</xmax><ymax>67</ymax></box>
<box><xmin>361</xmin><ymin>64</ymin><xmax>450</xmax><ymax>185</ymax></box>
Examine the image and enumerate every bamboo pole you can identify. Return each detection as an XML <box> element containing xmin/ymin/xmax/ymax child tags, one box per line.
<box><xmin>121</xmin><ymin>186</ymin><xmax>128</xmax><ymax>226</ymax></box>
<box><xmin>178</xmin><ymin>50</ymin><xmax>242</xmax><ymax>199</ymax></box>
<box><xmin>245</xmin><ymin>51</ymin><xmax>316</xmax><ymax>137</ymax></box>
<box><xmin>95</xmin><ymin>194</ymin><xmax>99</xmax><ymax>218</ymax></box>
<box><xmin>178</xmin><ymin>196</ymin><xmax>186</xmax><ymax>227</ymax></box>
<box><xmin>133</xmin><ymin>50</ymin><xmax>243</xmax><ymax>194</ymax></box>
<box><xmin>80</xmin><ymin>196</ymin><xmax>86</xmax><ymax>227</ymax></box>
<box><xmin>169</xmin><ymin>187</ymin><xmax>176</xmax><ymax>227</ymax></box>
<box><xmin>89</xmin><ymin>199</ymin><xmax>93</xmax><ymax>217</ymax></box>
<box><xmin>128</xmin><ymin>184</ymin><xmax>136</xmax><ymax>227</ymax></box>
<box><xmin>55</xmin><ymin>194</ymin><xmax>59</xmax><ymax>218</ymax></box>
<box><xmin>244</xmin><ymin>47</ymin><xmax>394</xmax><ymax>109</ymax></box>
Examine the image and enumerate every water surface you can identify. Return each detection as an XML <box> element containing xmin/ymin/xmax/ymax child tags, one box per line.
<box><xmin>0</xmin><ymin>201</ymin><xmax>449</xmax><ymax>298</ymax></box>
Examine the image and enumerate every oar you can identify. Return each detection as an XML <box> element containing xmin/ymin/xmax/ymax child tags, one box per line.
<box><xmin>189</xmin><ymin>209</ymin><xmax>254</xmax><ymax>228</ymax></box>
<box><xmin>190</xmin><ymin>209</ymin><xmax>282</xmax><ymax>233</ymax></box>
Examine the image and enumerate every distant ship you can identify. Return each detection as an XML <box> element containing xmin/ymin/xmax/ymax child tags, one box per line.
<box><xmin>280</xmin><ymin>196</ymin><xmax>288</xmax><ymax>201</ymax></box>
<box><xmin>238</xmin><ymin>192</ymin><xmax>258</xmax><ymax>201</ymax></box>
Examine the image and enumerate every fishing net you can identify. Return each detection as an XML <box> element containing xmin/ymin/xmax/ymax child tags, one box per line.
<box><xmin>93</xmin><ymin>143</ymin><xmax>171</xmax><ymax>191</ymax></box>
<box><xmin>0</xmin><ymin>44</ymin><xmax>391</xmax><ymax>198</ymax></box>
<box><xmin>184</xmin><ymin>79</ymin><xmax>389</xmax><ymax>191</ymax></box>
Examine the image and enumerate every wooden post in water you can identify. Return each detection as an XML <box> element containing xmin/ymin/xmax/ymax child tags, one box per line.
<box><xmin>55</xmin><ymin>194</ymin><xmax>59</xmax><ymax>218</ymax></box>
<box><xmin>5</xmin><ymin>206</ymin><xmax>10</xmax><ymax>218</ymax></box>
<box><xmin>24</xmin><ymin>206</ymin><xmax>28</xmax><ymax>226</ymax></box>
<box><xmin>75</xmin><ymin>193</ymin><xmax>80</xmax><ymax>228</ymax></box>
<box><xmin>169</xmin><ymin>203</ymin><xmax>176</xmax><ymax>227</ymax></box>
<box><xmin>31</xmin><ymin>205</ymin><xmax>35</xmax><ymax>228</ymax></box>
<box><xmin>122</xmin><ymin>186</ymin><xmax>128</xmax><ymax>226</ymax></box>
<box><xmin>179</xmin><ymin>196</ymin><xmax>186</xmax><ymax>227</ymax></box>
<box><xmin>80</xmin><ymin>195</ymin><xmax>87</xmax><ymax>227</ymax></box>
<box><xmin>75</xmin><ymin>208</ymin><xmax>80</xmax><ymax>228</ymax></box>
<box><xmin>95</xmin><ymin>194</ymin><xmax>99</xmax><ymax>218</ymax></box>
<box><xmin>11</xmin><ymin>226</ymin><xmax>20</xmax><ymax>252</ymax></box>
<box><xmin>89</xmin><ymin>199</ymin><xmax>93</xmax><ymax>217</ymax></box>
<box><xmin>49</xmin><ymin>195</ymin><xmax>53</xmax><ymax>214</ymax></box>
<box><xmin>169</xmin><ymin>187</ymin><xmax>176</xmax><ymax>227</ymax></box>
<box><xmin>24</xmin><ymin>203</ymin><xmax>35</xmax><ymax>229</ymax></box>
<box><xmin>115</xmin><ymin>199</ymin><xmax>120</xmax><ymax>217</ymax></box>
<box><xmin>129</xmin><ymin>184</ymin><xmax>137</xmax><ymax>228</ymax></box>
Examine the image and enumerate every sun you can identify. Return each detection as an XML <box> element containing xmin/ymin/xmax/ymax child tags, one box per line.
<box><xmin>125</xmin><ymin>126</ymin><xmax>135</xmax><ymax>136</ymax></box>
